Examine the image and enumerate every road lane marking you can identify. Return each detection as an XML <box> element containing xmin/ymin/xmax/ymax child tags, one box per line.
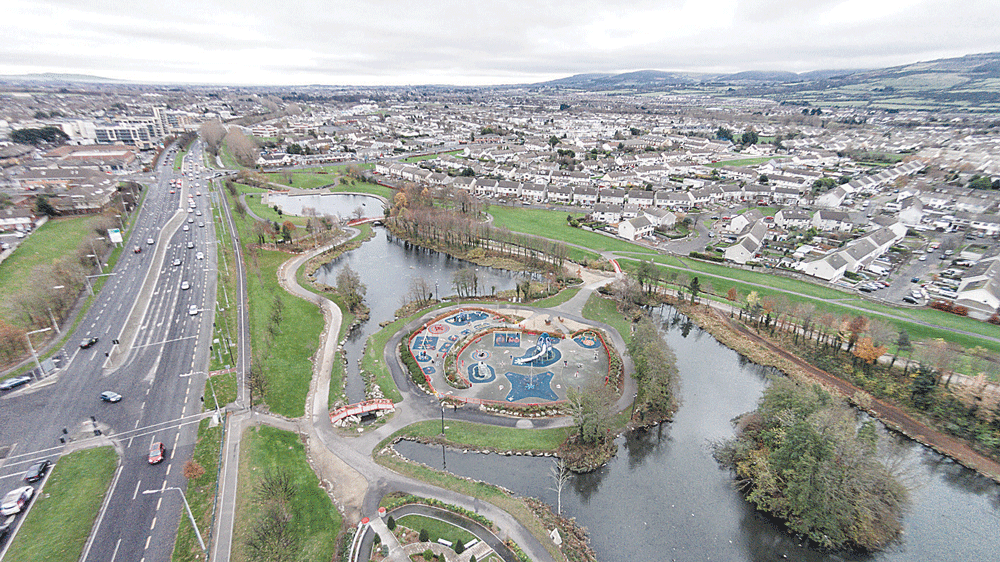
<box><xmin>132</xmin><ymin>480</ymin><xmax>141</xmax><ymax>500</ymax></box>
<box><xmin>156</xmin><ymin>497</ymin><xmax>162</xmax><ymax>510</ymax></box>
<box><xmin>145</xmin><ymin>536</ymin><xmax>151</xmax><ymax>550</ymax></box>
<box><xmin>110</xmin><ymin>539</ymin><xmax>122</xmax><ymax>562</ymax></box>
<box><xmin>165</xmin><ymin>463</ymin><xmax>171</xmax><ymax>476</ymax></box>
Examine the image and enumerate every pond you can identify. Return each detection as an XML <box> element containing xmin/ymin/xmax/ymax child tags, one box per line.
<box><xmin>267</xmin><ymin>192</ymin><xmax>384</xmax><ymax>219</ymax></box>
<box><xmin>395</xmin><ymin>308</ymin><xmax>1000</xmax><ymax>562</ymax></box>
<box><xmin>313</xmin><ymin>228</ymin><xmax>532</xmax><ymax>403</ymax></box>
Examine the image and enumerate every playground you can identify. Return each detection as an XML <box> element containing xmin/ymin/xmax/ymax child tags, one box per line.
<box><xmin>408</xmin><ymin>308</ymin><xmax>613</xmax><ymax>405</ymax></box>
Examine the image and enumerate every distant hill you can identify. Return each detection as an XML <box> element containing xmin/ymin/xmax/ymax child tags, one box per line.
<box><xmin>534</xmin><ymin>69</ymin><xmax>699</xmax><ymax>89</ymax></box>
<box><xmin>0</xmin><ymin>72</ymin><xmax>123</xmax><ymax>84</ymax></box>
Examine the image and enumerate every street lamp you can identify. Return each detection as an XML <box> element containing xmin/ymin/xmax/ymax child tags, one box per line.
<box><xmin>143</xmin><ymin>487</ymin><xmax>206</xmax><ymax>554</ymax></box>
<box><xmin>24</xmin><ymin>327</ymin><xmax>51</xmax><ymax>378</ymax></box>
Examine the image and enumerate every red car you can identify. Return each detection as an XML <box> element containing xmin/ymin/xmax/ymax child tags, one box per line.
<box><xmin>133</xmin><ymin>245</ymin><xmax>141</xmax><ymax>254</ymax></box>
<box><xmin>148</xmin><ymin>442</ymin><xmax>165</xmax><ymax>465</ymax></box>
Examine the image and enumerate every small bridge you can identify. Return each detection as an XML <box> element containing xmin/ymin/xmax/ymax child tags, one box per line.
<box><xmin>330</xmin><ymin>398</ymin><xmax>395</xmax><ymax>424</ymax></box>
<box><xmin>346</xmin><ymin>217</ymin><xmax>382</xmax><ymax>227</ymax></box>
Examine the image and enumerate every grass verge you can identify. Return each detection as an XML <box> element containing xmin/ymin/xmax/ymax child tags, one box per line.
<box><xmin>172</xmin><ymin>417</ymin><xmax>223</xmax><ymax>562</ymax></box>
<box><xmin>581</xmin><ymin>293</ymin><xmax>632</xmax><ymax>338</ymax></box>
<box><xmin>488</xmin><ymin>206</ymin><xmax>654</xmax><ymax>256</ymax></box>
<box><xmin>232</xmin><ymin>426</ymin><xmax>340</xmax><ymax>562</ymax></box>
<box><xmin>396</xmin><ymin>514</ymin><xmax>476</xmax><ymax>544</ymax></box>
<box><xmin>529</xmin><ymin>287</ymin><xmax>581</xmax><ymax>309</ymax></box>
<box><xmin>4</xmin><ymin>447</ymin><xmax>118</xmax><ymax>562</ymax></box>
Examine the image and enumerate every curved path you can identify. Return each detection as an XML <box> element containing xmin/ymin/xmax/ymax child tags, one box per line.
<box><xmin>271</xmin><ymin>231</ymin><xmax>618</xmax><ymax>562</ymax></box>
<box><xmin>362</xmin><ymin>503</ymin><xmax>518</xmax><ymax>562</ymax></box>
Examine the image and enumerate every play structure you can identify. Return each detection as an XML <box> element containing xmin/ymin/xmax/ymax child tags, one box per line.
<box><xmin>512</xmin><ymin>333</ymin><xmax>559</xmax><ymax>367</ymax></box>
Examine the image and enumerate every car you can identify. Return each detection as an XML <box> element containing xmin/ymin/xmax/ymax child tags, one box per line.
<box><xmin>189</xmin><ymin>304</ymin><xmax>199</xmax><ymax>316</ymax></box>
<box><xmin>169</xmin><ymin>189</ymin><xmax>175</xmax><ymax>194</ymax></box>
<box><xmin>133</xmin><ymin>245</ymin><xmax>142</xmax><ymax>254</ymax></box>
<box><xmin>147</xmin><ymin>238</ymin><xmax>155</xmax><ymax>245</ymax></box>
<box><xmin>0</xmin><ymin>376</ymin><xmax>31</xmax><ymax>391</ymax></box>
<box><xmin>196</xmin><ymin>191</ymin><xmax>201</xmax><ymax>196</ymax></box>
<box><xmin>79</xmin><ymin>337</ymin><xmax>99</xmax><ymax>349</ymax></box>
<box><xmin>918</xmin><ymin>255</ymin><xmax>927</xmax><ymax>261</ymax></box>
<box><xmin>911</xmin><ymin>277</ymin><xmax>920</xmax><ymax>283</ymax></box>
<box><xmin>198</xmin><ymin>222</ymin><xmax>205</xmax><ymax>228</ymax></box>
<box><xmin>148</xmin><ymin>442</ymin><xmax>165</xmax><ymax>464</ymax></box>
<box><xmin>172</xmin><ymin>258</ymin><xmax>182</xmax><ymax>266</ymax></box>
<box><xmin>0</xmin><ymin>516</ymin><xmax>14</xmax><ymax>544</ymax></box>
<box><xmin>181</xmin><ymin>281</ymin><xmax>190</xmax><ymax>290</ymax></box>
<box><xmin>0</xmin><ymin>487</ymin><xmax>33</xmax><ymax>516</ymax></box>
<box><xmin>195</xmin><ymin>210</ymin><xmax>202</xmax><ymax>216</ymax></box>
<box><xmin>858</xmin><ymin>285</ymin><xmax>875</xmax><ymax>293</ymax></box>
<box><xmin>195</xmin><ymin>252</ymin><xmax>204</xmax><ymax>260</ymax></box>
<box><xmin>902</xmin><ymin>296</ymin><xmax>918</xmax><ymax>304</ymax></box>
<box><xmin>187</xmin><ymin>241</ymin><xmax>195</xmax><ymax>249</ymax></box>
<box><xmin>188</xmin><ymin>217</ymin><xmax>195</xmax><ymax>223</ymax></box>
<box><xmin>22</xmin><ymin>460</ymin><xmax>50</xmax><ymax>483</ymax></box>
<box><xmin>100</xmin><ymin>391</ymin><xmax>122</xmax><ymax>403</ymax></box>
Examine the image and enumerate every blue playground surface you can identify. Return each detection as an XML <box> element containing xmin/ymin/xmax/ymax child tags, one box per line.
<box><xmin>504</xmin><ymin>372</ymin><xmax>558</xmax><ymax>402</ymax></box>
<box><xmin>445</xmin><ymin>310</ymin><xmax>488</xmax><ymax>326</ymax></box>
<box><xmin>467</xmin><ymin>362</ymin><xmax>497</xmax><ymax>384</ymax></box>
<box><xmin>493</xmin><ymin>332</ymin><xmax>521</xmax><ymax>347</ymax></box>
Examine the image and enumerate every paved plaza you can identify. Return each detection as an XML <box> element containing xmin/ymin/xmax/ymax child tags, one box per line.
<box><xmin>408</xmin><ymin>307</ymin><xmax>612</xmax><ymax>405</ymax></box>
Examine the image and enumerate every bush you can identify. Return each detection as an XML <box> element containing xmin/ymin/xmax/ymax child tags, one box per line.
<box><xmin>419</xmin><ymin>529</ymin><xmax>429</xmax><ymax>543</ymax></box>
<box><xmin>688</xmin><ymin>250</ymin><xmax>724</xmax><ymax>263</ymax></box>
<box><xmin>422</xmin><ymin>548</ymin><xmax>434</xmax><ymax>560</ymax></box>
<box><xmin>387</xmin><ymin>515</ymin><xmax>396</xmax><ymax>530</ymax></box>
<box><xmin>454</xmin><ymin>539</ymin><xmax>465</xmax><ymax>554</ymax></box>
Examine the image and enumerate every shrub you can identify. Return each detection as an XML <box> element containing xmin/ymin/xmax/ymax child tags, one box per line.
<box><xmin>422</xmin><ymin>548</ymin><xmax>434</xmax><ymax>560</ymax></box>
<box><xmin>419</xmin><ymin>529</ymin><xmax>429</xmax><ymax>543</ymax></box>
<box><xmin>454</xmin><ymin>539</ymin><xmax>465</xmax><ymax>554</ymax></box>
<box><xmin>387</xmin><ymin>515</ymin><xmax>396</xmax><ymax>530</ymax></box>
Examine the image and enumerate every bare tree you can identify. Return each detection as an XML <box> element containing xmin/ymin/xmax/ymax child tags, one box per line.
<box><xmin>548</xmin><ymin>459</ymin><xmax>571</xmax><ymax>515</ymax></box>
<box><xmin>225</xmin><ymin>129</ymin><xmax>259</xmax><ymax>167</ymax></box>
<box><xmin>200</xmin><ymin>120</ymin><xmax>227</xmax><ymax>156</ymax></box>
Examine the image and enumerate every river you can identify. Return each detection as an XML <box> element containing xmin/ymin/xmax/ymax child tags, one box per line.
<box><xmin>396</xmin><ymin>309</ymin><xmax>1000</xmax><ymax>562</ymax></box>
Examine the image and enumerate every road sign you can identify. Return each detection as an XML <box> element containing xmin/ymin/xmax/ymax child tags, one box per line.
<box><xmin>108</xmin><ymin>228</ymin><xmax>123</xmax><ymax>244</ymax></box>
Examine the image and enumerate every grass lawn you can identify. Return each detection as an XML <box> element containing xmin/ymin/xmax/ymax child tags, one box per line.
<box><xmin>383</xmin><ymin>420</ymin><xmax>571</xmax><ymax>452</ymax></box>
<box><xmin>396</xmin><ymin>514</ymin><xmax>476</xmax><ymax>544</ymax></box>
<box><xmin>236</xmin><ymin>185</ymin><xmax>309</xmax><ymax>228</ymax></box>
<box><xmin>173</xmin><ymin>418</ymin><xmax>223</xmax><ymax>562</ymax></box>
<box><xmin>4</xmin><ymin>447</ymin><xmax>118</xmax><ymax>562</ymax></box>
<box><xmin>488</xmin><ymin>206</ymin><xmax>654</xmax><ymax>257</ymax></box>
<box><xmin>706</xmin><ymin>156</ymin><xmax>784</xmax><ymax>168</ymax></box>
<box><xmin>209</xmin><ymin>196</ymin><xmax>240</xmax><ymax>373</ymax></box>
<box><xmin>232</xmin><ymin>426</ymin><xmax>340</xmax><ymax>562</ymax></box>
<box><xmin>0</xmin><ymin>216</ymin><xmax>95</xmax><ymax>323</ymax></box>
<box><xmin>530</xmin><ymin>287</ymin><xmax>581</xmax><ymax>308</ymax></box>
<box><xmin>264</xmin><ymin>171</ymin><xmax>341</xmax><ymax>190</ymax></box>
<box><xmin>581</xmin><ymin>293</ymin><xmax>632</xmax><ymax>339</ymax></box>
<box><xmin>245</xmin><ymin>248</ymin><xmax>324</xmax><ymax>417</ymax></box>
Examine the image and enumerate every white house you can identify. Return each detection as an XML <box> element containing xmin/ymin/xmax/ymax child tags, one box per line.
<box><xmin>618</xmin><ymin>215</ymin><xmax>654</xmax><ymax>241</ymax></box>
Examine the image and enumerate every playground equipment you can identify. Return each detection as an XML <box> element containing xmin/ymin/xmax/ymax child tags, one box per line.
<box><xmin>513</xmin><ymin>333</ymin><xmax>556</xmax><ymax>366</ymax></box>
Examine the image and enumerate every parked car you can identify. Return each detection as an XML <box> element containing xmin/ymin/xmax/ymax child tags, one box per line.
<box><xmin>100</xmin><ymin>391</ymin><xmax>122</xmax><ymax>403</ymax></box>
<box><xmin>148</xmin><ymin>442</ymin><xmax>165</xmax><ymax>465</ymax></box>
<box><xmin>0</xmin><ymin>376</ymin><xmax>31</xmax><ymax>391</ymax></box>
<box><xmin>22</xmin><ymin>460</ymin><xmax>50</xmax><ymax>483</ymax></box>
<box><xmin>902</xmin><ymin>296</ymin><xmax>918</xmax><ymax>304</ymax></box>
<box><xmin>79</xmin><ymin>337</ymin><xmax>99</xmax><ymax>349</ymax></box>
<box><xmin>0</xmin><ymin>516</ymin><xmax>14</xmax><ymax>544</ymax></box>
<box><xmin>0</xmin><ymin>487</ymin><xmax>33</xmax><ymax>516</ymax></box>
<box><xmin>910</xmin><ymin>277</ymin><xmax>920</xmax><ymax>283</ymax></box>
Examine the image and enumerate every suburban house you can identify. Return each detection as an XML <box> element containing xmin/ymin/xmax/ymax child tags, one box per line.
<box><xmin>955</xmin><ymin>256</ymin><xmax>1000</xmax><ymax>320</ymax></box>
<box><xmin>724</xmin><ymin>220</ymin><xmax>768</xmax><ymax>265</ymax></box>
<box><xmin>726</xmin><ymin>209</ymin><xmax>765</xmax><ymax>234</ymax></box>
<box><xmin>812</xmin><ymin>210</ymin><xmax>853</xmax><ymax>232</ymax></box>
<box><xmin>591</xmin><ymin>203</ymin><xmax>623</xmax><ymax>224</ymax></box>
<box><xmin>618</xmin><ymin>215</ymin><xmax>654</xmax><ymax>241</ymax></box>
<box><xmin>800</xmin><ymin>224</ymin><xmax>907</xmax><ymax>282</ymax></box>
<box><xmin>774</xmin><ymin>209</ymin><xmax>812</xmax><ymax>230</ymax></box>
<box><xmin>642</xmin><ymin>207</ymin><xmax>677</xmax><ymax>228</ymax></box>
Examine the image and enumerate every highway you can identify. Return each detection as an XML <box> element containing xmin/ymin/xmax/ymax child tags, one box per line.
<box><xmin>0</xmin><ymin>141</ymin><xmax>220</xmax><ymax>562</ymax></box>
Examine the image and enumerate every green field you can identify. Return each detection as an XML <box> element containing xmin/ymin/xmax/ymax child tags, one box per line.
<box><xmin>4</xmin><ymin>447</ymin><xmax>118</xmax><ymax>562</ymax></box>
<box><xmin>385</xmin><ymin>420</ymin><xmax>571</xmax><ymax>452</ymax></box>
<box><xmin>329</xmin><ymin>181</ymin><xmax>393</xmax><ymax>200</ymax></box>
<box><xmin>233</xmin><ymin>426</ymin><xmax>340</xmax><ymax>562</ymax></box>
<box><xmin>396</xmin><ymin>514</ymin><xmax>476</xmax><ymax>544</ymax></box>
<box><xmin>530</xmin><ymin>286</ymin><xmax>581</xmax><ymax>308</ymax></box>
<box><xmin>489</xmin><ymin>206</ymin><xmax>651</xmax><ymax>257</ymax></box>
<box><xmin>0</xmin><ymin>216</ymin><xmax>95</xmax><ymax>321</ymax></box>
<box><xmin>581</xmin><ymin>292</ymin><xmax>632</xmax><ymax>339</ymax></box>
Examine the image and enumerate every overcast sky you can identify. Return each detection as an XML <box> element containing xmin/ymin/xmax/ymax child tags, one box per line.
<box><xmin>5</xmin><ymin>0</ymin><xmax>1000</xmax><ymax>86</ymax></box>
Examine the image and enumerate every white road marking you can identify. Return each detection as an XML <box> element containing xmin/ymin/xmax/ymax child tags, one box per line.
<box><xmin>144</xmin><ymin>535</ymin><xmax>151</xmax><ymax>550</ymax></box>
<box><xmin>132</xmin><ymin>479</ymin><xmax>141</xmax><ymax>500</ymax></box>
<box><xmin>110</xmin><ymin>539</ymin><xmax>122</xmax><ymax>562</ymax></box>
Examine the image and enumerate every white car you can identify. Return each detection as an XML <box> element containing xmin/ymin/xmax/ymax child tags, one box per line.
<box><xmin>183</xmin><ymin>225</ymin><xmax>190</xmax><ymax>232</ymax></box>
<box><xmin>1</xmin><ymin>486</ymin><xmax>33</xmax><ymax>516</ymax></box>
<box><xmin>146</xmin><ymin>238</ymin><xmax>155</xmax><ymax>245</ymax></box>
<box><xmin>196</xmin><ymin>252</ymin><xmax>204</xmax><ymax>260</ymax></box>
<box><xmin>188</xmin><ymin>305</ymin><xmax>199</xmax><ymax>316</ymax></box>
<box><xmin>181</xmin><ymin>281</ymin><xmax>190</xmax><ymax>290</ymax></box>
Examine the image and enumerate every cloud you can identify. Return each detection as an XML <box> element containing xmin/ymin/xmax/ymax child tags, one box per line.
<box><xmin>3</xmin><ymin>0</ymin><xmax>1000</xmax><ymax>84</ymax></box>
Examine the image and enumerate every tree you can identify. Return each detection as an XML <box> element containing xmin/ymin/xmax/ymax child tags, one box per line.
<box><xmin>688</xmin><ymin>276</ymin><xmax>701</xmax><ymax>304</ymax></box>
<box><xmin>566</xmin><ymin>383</ymin><xmax>616</xmax><ymax>446</ymax></box>
<box><xmin>910</xmin><ymin>364</ymin><xmax>938</xmax><ymax>409</ymax></box>
<box><xmin>34</xmin><ymin>194</ymin><xmax>58</xmax><ymax>217</ymax></box>
<box><xmin>716</xmin><ymin>126</ymin><xmax>733</xmax><ymax>141</ymax></box>
<box><xmin>548</xmin><ymin>135</ymin><xmax>561</xmax><ymax>149</ymax></box>
<box><xmin>726</xmin><ymin>287</ymin><xmax>739</xmax><ymax>302</ymax></box>
<box><xmin>336</xmin><ymin>264</ymin><xmax>366</xmax><ymax>312</ymax></box>
<box><xmin>200</xmin><ymin>120</ymin><xmax>226</xmax><ymax>156</ymax></box>
<box><xmin>11</xmin><ymin>126</ymin><xmax>68</xmax><ymax>145</ymax></box>
<box><xmin>889</xmin><ymin>329</ymin><xmax>911</xmax><ymax>370</ymax></box>
<box><xmin>741</xmin><ymin>129</ymin><xmax>759</xmax><ymax>145</ymax></box>
<box><xmin>548</xmin><ymin>458</ymin><xmax>571</xmax><ymax>515</ymax></box>
<box><xmin>418</xmin><ymin>529</ymin><xmax>429</xmax><ymax>543</ymax></box>
<box><xmin>225</xmin><ymin>128</ymin><xmax>259</xmax><ymax>167</ymax></box>
<box><xmin>386</xmin><ymin>516</ymin><xmax>396</xmax><ymax>530</ymax></box>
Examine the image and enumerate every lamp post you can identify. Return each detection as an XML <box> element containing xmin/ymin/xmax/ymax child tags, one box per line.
<box><xmin>25</xmin><ymin>327</ymin><xmax>51</xmax><ymax>379</ymax></box>
<box><xmin>114</xmin><ymin>214</ymin><xmax>126</xmax><ymax>233</ymax></box>
<box><xmin>143</xmin><ymin>487</ymin><xmax>206</xmax><ymax>554</ymax></box>
<box><xmin>89</xmin><ymin>237</ymin><xmax>106</xmax><ymax>273</ymax></box>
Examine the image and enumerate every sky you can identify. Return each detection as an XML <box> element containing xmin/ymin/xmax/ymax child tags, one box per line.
<box><xmin>4</xmin><ymin>0</ymin><xmax>1000</xmax><ymax>86</ymax></box>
